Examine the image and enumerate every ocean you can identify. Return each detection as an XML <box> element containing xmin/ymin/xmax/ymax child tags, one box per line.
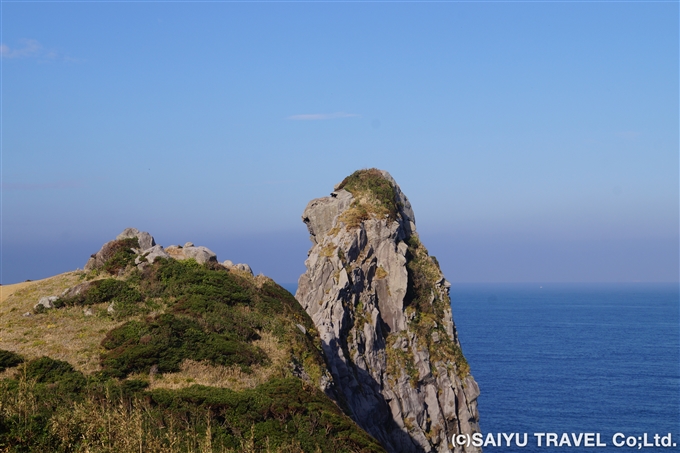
<box><xmin>282</xmin><ymin>283</ymin><xmax>680</xmax><ymax>452</ymax></box>
<box><xmin>451</xmin><ymin>283</ymin><xmax>680</xmax><ymax>452</ymax></box>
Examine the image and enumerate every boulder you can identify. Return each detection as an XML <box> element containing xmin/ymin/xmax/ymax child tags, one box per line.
<box><xmin>234</xmin><ymin>263</ymin><xmax>253</xmax><ymax>274</ymax></box>
<box><xmin>136</xmin><ymin>245</ymin><xmax>170</xmax><ymax>266</ymax></box>
<box><xmin>117</xmin><ymin>228</ymin><xmax>155</xmax><ymax>251</ymax></box>
<box><xmin>61</xmin><ymin>282</ymin><xmax>94</xmax><ymax>299</ymax></box>
<box><xmin>183</xmin><ymin>246</ymin><xmax>217</xmax><ymax>264</ymax></box>
<box><xmin>165</xmin><ymin>245</ymin><xmax>217</xmax><ymax>264</ymax></box>
<box><xmin>34</xmin><ymin>296</ymin><xmax>58</xmax><ymax>311</ymax></box>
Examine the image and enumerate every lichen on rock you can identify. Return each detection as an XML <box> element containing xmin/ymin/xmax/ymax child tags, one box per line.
<box><xmin>296</xmin><ymin>169</ymin><xmax>481</xmax><ymax>453</ymax></box>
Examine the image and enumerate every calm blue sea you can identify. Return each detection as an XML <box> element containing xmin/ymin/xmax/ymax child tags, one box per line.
<box><xmin>451</xmin><ymin>283</ymin><xmax>679</xmax><ymax>453</ymax></box>
<box><xmin>282</xmin><ymin>283</ymin><xmax>680</xmax><ymax>452</ymax></box>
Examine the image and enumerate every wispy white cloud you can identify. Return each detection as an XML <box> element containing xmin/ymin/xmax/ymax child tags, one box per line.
<box><xmin>0</xmin><ymin>38</ymin><xmax>78</xmax><ymax>62</ymax></box>
<box><xmin>1</xmin><ymin>39</ymin><xmax>42</xmax><ymax>59</ymax></box>
<box><xmin>2</xmin><ymin>181</ymin><xmax>84</xmax><ymax>191</ymax></box>
<box><xmin>286</xmin><ymin>112</ymin><xmax>361</xmax><ymax>121</ymax></box>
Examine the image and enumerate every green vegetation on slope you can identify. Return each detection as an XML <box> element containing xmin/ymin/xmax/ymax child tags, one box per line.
<box><xmin>0</xmin><ymin>257</ymin><xmax>385</xmax><ymax>452</ymax></box>
<box><xmin>403</xmin><ymin>235</ymin><xmax>469</xmax><ymax>378</ymax></box>
<box><xmin>0</xmin><ymin>360</ymin><xmax>383</xmax><ymax>453</ymax></box>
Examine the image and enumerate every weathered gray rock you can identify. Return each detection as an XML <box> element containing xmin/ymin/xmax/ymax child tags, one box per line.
<box><xmin>85</xmin><ymin>228</ymin><xmax>156</xmax><ymax>271</ymax></box>
<box><xmin>166</xmin><ymin>245</ymin><xmax>217</xmax><ymax>264</ymax></box>
<box><xmin>34</xmin><ymin>296</ymin><xmax>58</xmax><ymax>310</ymax></box>
<box><xmin>221</xmin><ymin>260</ymin><xmax>253</xmax><ymax>274</ymax></box>
<box><xmin>184</xmin><ymin>246</ymin><xmax>217</xmax><ymax>264</ymax></box>
<box><xmin>302</xmin><ymin>189</ymin><xmax>354</xmax><ymax>244</ymax></box>
<box><xmin>296</xmin><ymin>169</ymin><xmax>481</xmax><ymax>453</ymax></box>
<box><xmin>234</xmin><ymin>263</ymin><xmax>253</xmax><ymax>274</ymax></box>
<box><xmin>84</xmin><ymin>227</ymin><xmax>227</xmax><ymax>275</ymax></box>
<box><xmin>136</xmin><ymin>245</ymin><xmax>171</xmax><ymax>267</ymax></box>
<box><xmin>61</xmin><ymin>282</ymin><xmax>94</xmax><ymax>299</ymax></box>
<box><xmin>117</xmin><ymin>228</ymin><xmax>156</xmax><ymax>251</ymax></box>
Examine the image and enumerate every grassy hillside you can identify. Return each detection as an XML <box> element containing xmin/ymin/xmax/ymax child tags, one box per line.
<box><xmin>0</xmin><ymin>254</ymin><xmax>385</xmax><ymax>452</ymax></box>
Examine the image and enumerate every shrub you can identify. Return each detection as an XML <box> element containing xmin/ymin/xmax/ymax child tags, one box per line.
<box><xmin>140</xmin><ymin>258</ymin><xmax>250</xmax><ymax>304</ymax></box>
<box><xmin>54</xmin><ymin>278</ymin><xmax>144</xmax><ymax>317</ymax></box>
<box><xmin>102</xmin><ymin>237</ymin><xmax>140</xmax><ymax>274</ymax></box>
<box><xmin>0</xmin><ymin>349</ymin><xmax>23</xmax><ymax>372</ymax></box>
<box><xmin>100</xmin><ymin>314</ymin><xmax>269</xmax><ymax>378</ymax></box>
<box><xmin>23</xmin><ymin>356</ymin><xmax>87</xmax><ymax>393</ymax></box>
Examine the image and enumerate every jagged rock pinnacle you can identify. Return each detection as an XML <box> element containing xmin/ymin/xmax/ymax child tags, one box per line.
<box><xmin>296</xmin><ymin>169</ymin><xmax>481</xmax><ymax>453</ymax></box>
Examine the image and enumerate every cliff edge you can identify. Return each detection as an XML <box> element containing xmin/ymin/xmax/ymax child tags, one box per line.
<box><xmin>296</xmin><ymin>169</ymin><xmax>481</xmax><ymax>453</ymax></box>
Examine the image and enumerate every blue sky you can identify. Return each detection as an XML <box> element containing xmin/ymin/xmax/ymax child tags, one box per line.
<box><xmin>2</xmin><ymin>1</ymin><xmax>678</xmax><ymax>284</ymax></box>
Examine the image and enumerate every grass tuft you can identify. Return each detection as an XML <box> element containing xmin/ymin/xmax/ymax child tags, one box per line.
<box><xmin>336</xmin><ymin>169</ymin><xmax>399</xmax><ymax>223</ymax></box>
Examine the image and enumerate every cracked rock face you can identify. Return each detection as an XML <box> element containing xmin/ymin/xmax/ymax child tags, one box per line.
<box><xmin>296</xmin><ymin>169</ymin><xmax>481</xmax><ymax>453</ymax></box>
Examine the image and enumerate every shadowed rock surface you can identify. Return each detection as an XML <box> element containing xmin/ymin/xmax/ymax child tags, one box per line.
<box><xmin>296</xmin><ymin>169</ymin><xmax>481</xmax><ymax>453</ymax></box>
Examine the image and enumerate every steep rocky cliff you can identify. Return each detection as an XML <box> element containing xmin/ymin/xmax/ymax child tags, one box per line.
<box><xmin>296</xmin><ymin>169</ymin><xmax>481</xmax><ymax>453</ymax></box>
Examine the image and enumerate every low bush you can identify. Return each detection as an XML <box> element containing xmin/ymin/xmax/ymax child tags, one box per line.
<box><xmin>0</xmin><ymin>349</ymin><xmax>23</xmax><ymax>372</ymax></box>
<box><xmin>102</xmin><ymin>237</ymin><xmax>140</xmax><ymax>274</ymax></box>
<box><xmin>100</xmin><ymin>314</ymin><xmax>269</xmax><ymax>378</ymax></box>
<box><xmin>23</xmin><ymin>356</ymin><xmax>87</xmax><ymax>393</ymax></box>
<box><xmin>55</xmin><ymin>278</ymin><xmax>142</xmax><ymax>307</ymax></box>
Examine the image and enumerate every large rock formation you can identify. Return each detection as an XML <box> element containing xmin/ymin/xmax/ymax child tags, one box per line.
<box><xmin>84</xmin><ymin>228</ymin><xmax>224</xmax><ymax>271</ymax></box>
<box><xmin>296</xmin><ymin>169</ymin><xmax>481</xmax><ymax>453</ymax></box>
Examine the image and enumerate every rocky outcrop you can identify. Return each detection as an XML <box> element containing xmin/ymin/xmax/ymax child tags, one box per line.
<box><xmin>85</xmin><ymin>228</ymin><xmax>156</xmax><ymax>271</ymax></box>
<box><xmin>222</xmin><ymin>260</ymin><xmax>254</xmax><ymax>275</ymax></box>
<box><xmin>165</xmin><ymin>245</ymin><xmax>217</xmax><ymax>265</ymax></box>
<box><xmin>84</xmin><ymin>229</ymin><xmax>225</xmax><ymax>271</ymax></box>
<box><xmin>117</xmin><ymin>227</ymin><xmax>155</xmax><ymax>250</ymax></box>
<box><xmin>40</xmin><ymin>228</ymin><xmax>253</xmax><ymax>314</ymax></box>
<box><xmin>296</xmin><ymin>169</ymin><xmax>480</xmax><ymax>453</ymax></box>
<box><xmin>135</xmin><ymin>245</ymin><xmax>170</xmax><ymax>266</ymax></box>
<box><xmin>34</xmin><ymin>296</ymin><xmax>58</xmax><ymax>311</ymax></box>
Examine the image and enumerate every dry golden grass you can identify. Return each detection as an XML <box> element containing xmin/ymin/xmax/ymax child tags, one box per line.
<box><xmin>2</xmin><ymin>377</ymin><xmax>309</xmax><ymax>453</ymax></box>
<box><xmin>3</xmin><ymin>374</ymin><xmax>228</xmax><ymax>453</ymax></box>
<box><xmin>375</xmin><ymin>266</ymin><xmax>388</xmax><ymax>280</ymax></box>
<box><xmin>1</xmin><ymin>280</ymin><xmax>42</xmax><ymax>304</ymax></box>
<box><xmin>320</xmin><ymin>243</ymin><xmax>336</xmax><ymax>258</ymax></box>
<box><xmin>0</xmin><ymin>271</ymin><xmax>123</xmax><ymax>373</ymax></box>
<box><xmin>148</xmin><ymin>331</ymin><xmax>288</xmax><ymax>392</ymax></box>
<box><xmin>337</xmin><ymin>204</ymin><xmax>370</xmax><ymax>230</ymax></box>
